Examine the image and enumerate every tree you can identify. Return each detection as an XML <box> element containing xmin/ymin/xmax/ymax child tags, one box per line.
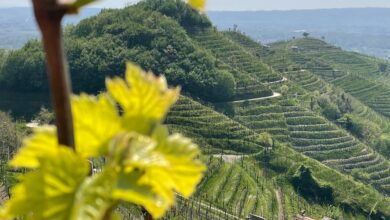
<box><xmin>259</xmin><ymin>132</ymin><xmax>274</xmax><ymax>152</ymax></box>
<box><xmin>322</xmin><ymin>104</ymin><xmax>341</xmax><ymax>120</ymax></box>
<box><xmin>291</xmin><ymin>165</ymin><xmax>334</xmax><ymax>204</ymax></box>
<box><xmin>1</xmin><ymin>2</ymin><xmax>231</xmax><ymax>102</ymax></box>
<box><xmin>303</xmin><ymin>32</ymin><xmax>310</xmax><ymax>38</ymax></box>
<box><xmin>233</xmin><ymin>24</ymin><xmax>238</xmax><ymax>32</ymax></box>
<box><xmin>378</xmin><ymin>63</ymin><xmax>388</xmax><ymax>73</ymax></box>
<box><xmin>317</xmin><ymin>94</ymin><xmax>342</xmax><ymax>120</ymax></box>
<box><xmin>280</xmin><ymin>85</ymin><xmax>289</xmax><ymax>96</ymax></box>
<box><xmin>34</xmin><ymin>107</ymin><xmax>55</xmax><ymax>125</ymax></box>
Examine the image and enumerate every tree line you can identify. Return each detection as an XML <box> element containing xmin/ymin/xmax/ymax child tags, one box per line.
<box><xmin>0</xmin><ymin>0</ymin><xmax>235</xmax><ymax>102</ymax></box>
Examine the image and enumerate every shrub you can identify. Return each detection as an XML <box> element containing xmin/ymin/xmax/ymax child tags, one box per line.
<box><xmin>374</xmin><ymin>134</ymin><xmax>390</xmax><ymax>159</ymax></box>
<box><xmin>34</xmin><ymin>107</ymin><xmax>55</xmax><ymax>125</ymax></box>
<box><xmin>259</xmin><ymin>132</ymin><xmax>273</xmax><ymax>150</ymax></box>
<box><xmin>280</xmin><ymin>85</ymin><xmax>289</xmax><ymax>96</ymax></box>
<box><xmin>291</xmin><ymin>165</ymin><xmax>334</xmax><ymax>204</ymax></box>
<box><xmin>378</xmin><ymin>63</ymin><xmax>387</xmax><ymax>73</ymax></box>
<box><xmin>338</xmin><ymin>114</ymin><xmax>381</xmax><ymax>142</ymax></box>
<box><xmin>322</xmin><ymin>104</ymin><xmax>341</xmax><ymax>120</ymax></box>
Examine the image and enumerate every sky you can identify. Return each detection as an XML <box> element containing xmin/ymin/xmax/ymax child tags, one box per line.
<box><xmin>3</xmin><ymin>0</ymin><xmax>390</xmax><ymax>11</ymax></box>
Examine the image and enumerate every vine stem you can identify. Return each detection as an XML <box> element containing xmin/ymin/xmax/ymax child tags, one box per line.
<box><xmin>31</xmin><ymin>1</ymin><xmax>154</xmax><ymax>220</ymax></box>
<box><xmin>31</xmin><ymin>0</ymin><xmax>75</xmax><ymax>149</ymax></box>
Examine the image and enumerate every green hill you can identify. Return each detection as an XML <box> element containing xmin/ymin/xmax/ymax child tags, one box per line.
<box><xmin>0</xmin><ymin>4</ymin><xmax>234</xmax><ymax>102</ymax></box>
<box><xmin>0</xmin><ymin>0</ymin><xmax>390</xmax><ymax>219</ymax></box>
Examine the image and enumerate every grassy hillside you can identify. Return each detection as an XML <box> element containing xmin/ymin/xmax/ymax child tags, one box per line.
<box><xmin>269</xmin><ymin>37</ymin><xmax>390</xmax><ymax>121</ymax></box>
<box><xmin>1</xmin><ymin>0</ymin><xmax>390</xmax><ymax>219</ymax></box>
<box><xmin>165</xmin><ymin>96</ymin><xmax>390</xmax><ymax>219</ymax></box>
<box><xmin>166</xmin><ymin>96</ymin><xmax>264</xmax><ymax>154</ymax></box>
<box><xmin>225</xmin><ymin>31</ymin><xmax>390</xmax><ymax>153</ymax></box>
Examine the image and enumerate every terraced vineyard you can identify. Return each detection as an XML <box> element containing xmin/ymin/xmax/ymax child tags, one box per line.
<box><xmin>196</xmin><ymin>157</ymin><xmax>276</xmax><ymax>219</ymax></box>
<box><xmin>331</xmin><ymin>74</ymin><xmax>390</xmax><ymax>118</ymax></box>
<box><xmin>226</xmin><ymin>31</ymin><xmax>390</xmax><ymax>130</ymax></box>
<box><xmin>224</xmin><ymin>31</ymin><xmax>295</xmax><ymax>73</ymax></box>
<box><xmin>233</xmin><ymin>99</ymin><xmax>290</xmax><ymax>143</ymax></box>
<box><xmin>286</xmin><ymin>70</ymin><xmax>327</xmax><ymax>93</ymax></box>
<box><xmin>280</xmin><ymin>102</ymin><xmax>390</xmax><ymax>194</ymax></box>
<box><xmin>189</xmin><ymin>28</ymin><xmax>282</xmax><ymax>100</ymax></box>
<box><xmin>163</xmin><ymin>94</ymin><xmax>390</xmax><ymax>219</ymax></box>
<box><xmin>269</xmin><ymin>38</ymin><xmax>390</xmax><ymax>123</ymax></box>
<box><xmin>288</xmin><ymin>38</ymin><xmax>381</xmax><ymax>77</ymax></box>
<box><xmin>166</xmin><ymin>96</ymin><xmax>265</xmax><ymax>154</ymax></box>
<box><xmin>224</xmin><ymin>31</ymin><xmax>329</xmax><ymax>94</ymax></box>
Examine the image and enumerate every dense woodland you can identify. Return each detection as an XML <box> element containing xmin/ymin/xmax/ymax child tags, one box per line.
<box><xmin>0</xmin><ymin>1</ymin><xmax>234</xmax><ymax>102</ymax></box>
<box><xmin>0</xmin><ymin>0</ymin><xmax>390</xmax><ymax>219</ymax></box>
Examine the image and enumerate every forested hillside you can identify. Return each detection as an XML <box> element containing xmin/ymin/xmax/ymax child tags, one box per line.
<box><xmin>0</xmin><ymin>0</ymin><xmax>389</xmax><ymax>219</ymax></box>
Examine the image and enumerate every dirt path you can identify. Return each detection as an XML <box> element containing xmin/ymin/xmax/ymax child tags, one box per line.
<box><xmin>275</xmin><ymin>188</ymin><xmax>285</xmax><ymax>220</ymax></box>
<box><xmin>176</xmin><ymin>194</ymin><xmax>244</xmax><ymax>220</ymax></box>
<box><xmin>26</xmin><ymin>121</ymin><xmax>39</xmax><ymax>128</ymax></box>
<box><xmin>212</xmin><ymin>150</ymin><xmax>265</xmax><ymax>163</ymax></box>
<box><xmin>231</xmin><ymin>92</ymin><xmax>282</xmax><ymax>104</ymax></box>
<box><xmin>263</xmin><ymin>77</ymin><xmax>288</xmax><ymax>85</ymax></box>
<box><xmin>213</xmin><ymin>154</ymin><xmax>243</xmax><ymax>163</ymax></box>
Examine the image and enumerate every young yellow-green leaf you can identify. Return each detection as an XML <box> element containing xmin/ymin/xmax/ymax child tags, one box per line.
<box><xmin>106</xmin><ymin>127</ymin><xmax>205</xmax><ymax>218</ymax></box>
<box><xmin>108</xmin><ymin>134</ymin><xmax>172</xmax><ymax>217</ymax></box>
<box><xmin>150</xmin><ymin>126</ymin><xmax>206</xmax><ymax>197</ymax></box>
<box><xmin>2</xmin><ymin>147</ymin><xmax>89</xmax><ymax>220</ymax></box>
<box><xmin>4</xmin><ymin>63</ymin><xmax>204</xmax><ymax>220</ymax></box>
<box><xmin>106</xmin><ymin>63</ymin><xmax>180</xmax><ymax>134</ymax></box>
<box><xmin>57</xmin><ymin>0</ymin><xmax>96</xmax><ymax>14</ymax></box>
<box><xmin>72</xmin><ymin>94</ymin><xmax>122</xmax><ymax>158</ymax></box>
<box><xmin>71</xmin><ymin>0</ymin><xmax>96</xmax><ymax>8</ymax></box>
<box><xmin>108</xmin><ymin>133</ymin><xmax>165</xmax><ymax>170</ymax></box>
<box><xmin>70</xmin><ymin>169</ymin><xmax>115</xmax><ymax>220</ymax></box>
<box><xmin>10</xmin><ymin>126</ymin><xmax>57</xmax><ymax>169</ymax></box>
<box><xmin>188</xmin><ymin>0</ymin><xmax>206</xmax><ymax>11</ymax></box>
<box><xmin>113</xmin><ymin>170</ymin><xmax>171</xmax><ymax>218</ymax></box>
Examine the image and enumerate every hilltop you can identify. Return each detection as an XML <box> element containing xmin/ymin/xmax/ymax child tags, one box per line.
<box><xmin>0</xmin><ymin>0</ymin><xmax>389</xmax><ymax>219</ymax></box>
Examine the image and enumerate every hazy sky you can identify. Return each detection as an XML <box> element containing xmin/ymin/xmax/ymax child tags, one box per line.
<box><xmin>3</xmin><ymin>0</ymin><xmax>390</xmax><ymax>11</ymax></box>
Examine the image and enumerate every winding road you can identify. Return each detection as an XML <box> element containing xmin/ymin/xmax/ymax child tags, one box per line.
<box><xmin>231</xmin><ymin>92</ymin><xmax>282</xmax><ymax>104</ymax></box>
<box><xmin>263</xmin><ymin>77</ymin><xmax>288</xmax><ymax>85</ymax></box>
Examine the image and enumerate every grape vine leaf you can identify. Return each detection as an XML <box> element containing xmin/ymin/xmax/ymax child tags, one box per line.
<box><xmin>3</xmin><ymin>63</ymin><xmax>205</xmax><ymax>219</ymax></box>
<box><xmin>72</xmin><ymin>94</ymin><xmax>122</xmax><ymax>158</ymax></box>
<box><xmin>188</xmin><ymin>0</ymin><xmax>206</xmax><ymax>10</ymax></box>
<box><xmin>106</xmin><ymin>63</ymin><xmax>180</xmax><ymax>135</ymax></box>
<box><xmin>2</xmin><ymin>146</ymin><xmax>89</xmax><ymax>220</ymax></box>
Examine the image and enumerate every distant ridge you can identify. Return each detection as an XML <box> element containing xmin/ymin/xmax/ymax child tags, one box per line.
<box><xmin>0</xmin><ymin>7</ymin><xmax>100</xmax><ymax>48</ymax></box>
<box><xmin>208</xmin><ymin>8</ymin><xmax>390</xmax><ymax>58</ymax></box>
